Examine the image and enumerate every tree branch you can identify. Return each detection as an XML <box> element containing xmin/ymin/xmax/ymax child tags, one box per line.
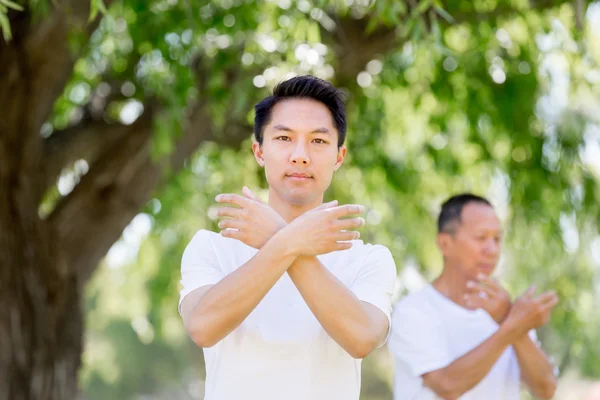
<box><xmin>47</xmin><ymin>88</ymin><xmax>252</xmax><ymax>284</ymax></box>
<box><xmin>322</xmin><ymin>0</ymin><xmax>575</xmax><ymax>89</ymax></box>
<box><xmin>41</xmin><ymin>118</ymin><xmax>132</xmax><ymax>196</ymax></box>
<box><xmin>23</xmin><ymin>0</ymin><xmax>115</xmax><ymax>130</ymax></box>
<box><xmin>322</xmin><ymin>15</ymin><xmax>399</xmax><ymax>89</ymax></box>
<box><xmin>0</xmin><ymin>1</ymin><xmax>110</xmax><ymax>133</ymax></box>
<box><xmin>0</xmin><ymin>1</ymin><xmax>113</xmax><ymax>205</ymax></box>
<box><xmin>47</xmin><ymin>108</ymin><xmax>157</xmax><ymax>284</ymax></box>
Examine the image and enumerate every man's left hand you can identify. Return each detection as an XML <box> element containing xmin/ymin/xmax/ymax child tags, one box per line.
<box><xmin>465</xmin><ymin>274</ymin><xmax>512</xmax><ymax>324</ymax></box>
<box><xmin>215</xmin><ymin>186</ymin><xmax>286</xmax><ymax>249</ymax></box>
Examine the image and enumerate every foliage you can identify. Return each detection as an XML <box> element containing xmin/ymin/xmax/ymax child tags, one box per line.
<box><xmin>21</xmin><ymin>0</ymin><xmax>600</xmax><ymax>398</ymax></box>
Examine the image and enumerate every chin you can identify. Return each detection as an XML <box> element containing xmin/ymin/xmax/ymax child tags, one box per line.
<box><xmin>284</xmin><ymin>193</ymin><xmax>316</xmax><ymax>206</ymax></box>
<box><xmin>475</xmin><ymin>267</ymin><xmax>495</xmax><ymax>277</ymax></box>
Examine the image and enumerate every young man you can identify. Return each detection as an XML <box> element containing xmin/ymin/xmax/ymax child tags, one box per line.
<box><xmin>178</xmin><ymin>75</ymin><xmax>397</xmax><ymax>400</ymax></box>
<box><xmin>389</xmin><ymin>194</ymin><xmax>558</xmax><ymax>400</ymax></box>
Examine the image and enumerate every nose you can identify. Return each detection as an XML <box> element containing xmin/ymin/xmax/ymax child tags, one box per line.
<box><xmin>290</xmin><ymin>142</ymin><xmax>310</xmax><ymax>165</ymax></box>
<box><xmin>484</xmin><ymin>238</ymin><xmax>500</xmax><ymax>256</ymax></box>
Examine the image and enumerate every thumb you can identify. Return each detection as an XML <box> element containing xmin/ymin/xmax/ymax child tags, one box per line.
<box><xmin>242</xmin><ymin>186</ymin><xmax>263</xmax><ymax>203</ymax></box>
<box><xmin>315</xmin><ymin>200</ymin><xmax>338</xmax><ymax>210</ymax></box>
<box><xmin>524</xmin><ymin>284</ymin><xmax>536</xmax><ymax>298</ymax></box>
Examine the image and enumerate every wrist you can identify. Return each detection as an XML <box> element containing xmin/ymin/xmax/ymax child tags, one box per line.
<box><xmin>513</xmin><ymin>333</ymin><xmax>532</xmax><ymax>347</ymax></box>
<box><xmin>496</xmin><ymin>304</ymin><xmax>512</xmax><ymax>324</ymax></box>
<box><xmin>269</xmin><ymin>225</ymin><xmax>300</xmax><ymax>257</ymax></box>
<box><xmin>498</xmin><ymin>319</ymin><xmax>523</xmax><ymax>345</ymax></box>
<box><xmin>288</xmin><ymin>255</ymin><xmax>318</xmax><ymax>275</ymax></box>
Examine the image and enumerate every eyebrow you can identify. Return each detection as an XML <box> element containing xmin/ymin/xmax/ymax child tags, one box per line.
<box><xmin>272</xmin><ymin>124</ymin><xmax>331</xmax><ymax>134</ymax></box>
<box><xmin>474</xmin><ymin>229</ymin><xmax>504</xmax><ymax>236</ymax></box>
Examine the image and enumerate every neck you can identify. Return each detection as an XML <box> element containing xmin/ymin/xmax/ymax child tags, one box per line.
<box><xmin>267</xmin><ymin>187</ymin><xmax>324</xmax><ymax>223</ymax></box>
<box><xmin>432</xmin><ymin>263</ymin><xmax>471</xmax><ymax>308</ymax></box>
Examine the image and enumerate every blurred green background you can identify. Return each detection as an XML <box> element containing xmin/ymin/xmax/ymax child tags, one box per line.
<box><xmin>2</xmin><ymin>0</ymin><xmax>600</xmax><ymax>399</ymax></box>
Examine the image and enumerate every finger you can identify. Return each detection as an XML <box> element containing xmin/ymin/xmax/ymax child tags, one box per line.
<box><xmin>329</xmin><ymin>204</ymin><xmax>365</xmax><ymax>219</ymax></box>
<box><xmin>476</xmin><ymin>274</ymin><xmax>501</xmax><ymax>293</ymax></box>
<box><xmin>315</xmin><ymin>200</ymin><xmax>339</xmax><ymax>210</ymax></box>
<box><xmin>216</xmin><ymin>207</ymin><xmax>244</xmax><ymax>219</ymax></box>
<box><xmin>215</xmin><ymin>193</ymin><xmax>250</xmax><ymax>208</ymax></box>
<box><xmin>536</xmin><ymin>291</ymin><xmax>558</xmax><ymax>306</ymax></box>
<box><xmin>218</xmin><ymin>219</ymin><xmax>245</xmax><ymax>230</ymax></box>
<box><xmin>466</xmin><ymin>281</ymin><xmax>496</xmax><ymax>298</ymax></box>
<box><xmin>220</xmin><ymin>228</ymin><xmax>243</xmax><ymax>239</ymax></box>
<box><xmin>242</xmin><ymin>186</ymin><xmax>264</xmax><ymax>203</ymax></box>
<box><xmin>464</xmin><ymin>293</ymin><xmax>485</xmax><ymax>309</ymax></box>
<box><xmin>540</xmin><ymin>296</ymin><xmax>558</xmax><ymax>312</ymax></box>
<box><xmin>522</xmin><ymin>284</ymin><xmax>536</xmax><ymax>298</ymax></box>
<box><xmin>335</xmin><ymin>217</ymin><xmax>365</xmax><ymax>230</ymax></box>
<box><xmin>334</xmin><ymin>230</ymin><xmax>360</xmax><ymax>241</ymax></box>
<box><xmin>335</xmin><ymin>241</ymin><xmax>353</xmax><ymax>251</ymax></box>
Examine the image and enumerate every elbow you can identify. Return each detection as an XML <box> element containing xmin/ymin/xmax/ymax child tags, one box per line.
<box><xmin>348</xmin><ymin>343</ymin><xmax>375</xmax><ymax>359</ymax></box>
<box><xmin>532</xmin><ymin>376</ymin><xmax>557</xmax><ymax>400</ymax></box>
<box><xmin>190</xmin><ymin>331</ymin><xmax>219</xmax><ymax>348</ymax></box>
<box><xmin>424</xmin><ymin>375</ymin><xmax>462</xmax><ymax>400</ymax></box>
<box><xmin>435</xmin><ymin>381</ymin><xmax>461</xmax><ymax>400</ymax></box>
<box><xmin>347</xmin><ymin>331</ymin><xmax>381</xmax><ymax>359</ymax></box>
<box><xmin>186</xmin><ymin>316</ymin><xmax>220</xmax><ymax>348</ymax></box>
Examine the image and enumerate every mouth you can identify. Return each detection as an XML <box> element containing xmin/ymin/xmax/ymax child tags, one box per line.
<box><xmin>478</xmin><ymin>263</ymin><xmax>495</xmax><ymax>272</ymax></box>
<box><xmin>286</xmin><ymin>173</ymin><xmax>313</xmax><ymax>180</ymax></box>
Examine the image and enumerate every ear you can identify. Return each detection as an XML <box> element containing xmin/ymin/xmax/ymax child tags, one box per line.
<box><xmin>334</xmin><ymin>145</ymin><xmax>347</xmax><ymax>171</ymax></box>
<box><xmin>252</xmin><ymin>141</ymin><xmax>265</xmax><ymax>167</ymax></box>
<box><xmin>436</xmin><ymin>232</ymin><xmax>453</xmax><ymax>257</ymax></box>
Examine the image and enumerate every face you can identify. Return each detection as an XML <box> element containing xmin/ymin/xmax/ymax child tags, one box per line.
<box><xmin>437</xmin><ymin>202</ymin><xmax>502</xmax><ymax>279</ymax></box>
<box><xmin>252</xmin><ymin>98</ymin><xmax>346</xmax><ymax>206</ymax></box>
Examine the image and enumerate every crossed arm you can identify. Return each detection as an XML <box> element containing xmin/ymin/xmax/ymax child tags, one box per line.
<box><xmin>400</xmin><ymin>282</ymin><xmax>558</xmax><ymax>399</ymax></box>
<box><xmin>287</xmin><ymin>255</ymin><xmax>390</xmax><ymax>358</ymax></box>
<box><xmin>420</xmin><ymin>328</ymin><xmax>555</xmax><ymax>400</ymax></box>
<box><xmin>181</xmin><ymin>191</ymin><xmax>392</xmax><ymax>357</ymax></box>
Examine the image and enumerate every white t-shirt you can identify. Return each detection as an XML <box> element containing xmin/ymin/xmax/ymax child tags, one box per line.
<box><xmin>389</xmin><ymin>284</ymin><xmax>535</xmax><ymax>400</ymax></box>
<box><xmin>179</xmin><ymin>229</ymin><xmax>397</xmax><ymax>400</ymax></box>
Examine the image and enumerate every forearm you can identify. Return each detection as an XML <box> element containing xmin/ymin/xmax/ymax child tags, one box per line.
<box><xmin>287</xmin><ymin>256</ymin><xmax>384</xmax><ymax>358</ymax></box>
<box><xmin>186</xmin><ymin>232</ymin><xmax>296</xmax><ymax>347</ymax></box>
<box><xmin>513</xmin><ymin>335</ymin><xmax>557</xmax><ymax>399</ymax></box>
<box><xmin>424</xmin><ymin>325</ymin><xmax>519</xmax><ymax>399</ymax></box>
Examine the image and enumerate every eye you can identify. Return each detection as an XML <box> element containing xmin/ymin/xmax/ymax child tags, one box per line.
<box><xmin>312</xmin><ymin>138</ymin><xmax>328</xmax><ymax>144</ymax></box>
<box><xmin>275</xmin><ymin>136</ymin><xmax>291</xmax><ymax>141</ymax></box>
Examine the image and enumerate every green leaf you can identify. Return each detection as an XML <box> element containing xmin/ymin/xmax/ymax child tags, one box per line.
<box><xmin>416</xmin><ymin>0</ymin><xmax>433</xmax><ymax>14</ymax></box>
<box><xmin>0</xmin><ymin>11</ymin><xmax>11</xmax><ymax>41</ymax></box>
<box><xmin>434</xmin><ymin>5</ymin><xmax>455</xmax><ymax>24</ymax></box>
<box><xmin>365</xmin><ymin>17</ymin><xmax>379</xmax><ymax>34</ymax></box>
<box><xmin>89</xmin><ymin>0</ymin><xmax>108</xmax><ymax>22</ymax></box>
<box><xmin>0</xmin><ymin>0</ymin><xmax>23</xmax><ymax>11</ymax></box>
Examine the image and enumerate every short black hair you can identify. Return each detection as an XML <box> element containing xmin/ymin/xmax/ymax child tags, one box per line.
<box><xmin>438</xmin><ymin>194</ymin><xmax>493</xmax><ymax>233</ymax></box>
<box><xmin>253</xmin><ymin>75</ymin><xmax>347</xmax><ymax>147</ymax></box>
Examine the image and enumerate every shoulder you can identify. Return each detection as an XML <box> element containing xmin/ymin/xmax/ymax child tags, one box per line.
<box><xmin>182</xmin><ymin>229</ymin><xmax>216</xmax><ymax>264</ymax></box>
<box><xmin>392</xmin><ymin>286</ymin><xmax>439</xmax><ymax>321</ymax></box>
<box><xmin>182</xmin><ymin>229</ymin><xmax>239</xmax><ymax>263</ymax></box>
<box><xmin>352</xmin><ymin>241</ymin><xmax>397</xmax><ymax>278</ymax></box>
<box><xmin>189</xmin><ymin>228</ymin><xmax>224</xmax><ymax>243</ymax></box>
<box><xmin>351</xmin><ymin>241</ymin><xmax>395</xmax><ymax>265</ymax></box>
<box><xmin>186</xmin><ymin>229</ymin><xmax>246</xmax><ymax>251</ymax></box>
<box><xmin>184</xmin><ymin>229</ymin><xmax>216</xmax><ymax>252</ymax></box>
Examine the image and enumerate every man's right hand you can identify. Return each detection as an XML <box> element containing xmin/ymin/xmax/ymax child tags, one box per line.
<box><xmin>280</xmin><ymin>203</ymin><xmax>365</xmax><ymax>256</ymax></box>
<box><xmin>503</xmin><ymin>286</ymin><xmax>558</xmax><ymax>337</ymax></box>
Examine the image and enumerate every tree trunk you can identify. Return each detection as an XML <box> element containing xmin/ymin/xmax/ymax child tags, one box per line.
<box><xmin>0</xmin><ymin>139</ymin><xmax>83</xmax><ymax>400</ymax></box>
<box><xmin>0</xmin><ymin>5</ymin><xmax>95</xmax><ymax>398</ymax></box>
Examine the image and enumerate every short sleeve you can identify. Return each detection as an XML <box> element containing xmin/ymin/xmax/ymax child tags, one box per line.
<box><xmin>528</xmin><ymin>329</ymin><xmax>538</xmax><ymax>344</ymax></box>
<box><xmin>178</xmin><ymin>230</ymin><xmax>224</xmax><ymax>313</ymax></box>
<box><xmin>388</xmin><ymin>303</ymin><xmax>453</xmax><ymax>377</ymax></box>
<box><xmin>350</xmin><ymin>244</ymin><xmax>397</xmax><ymax>345</ymax></box>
